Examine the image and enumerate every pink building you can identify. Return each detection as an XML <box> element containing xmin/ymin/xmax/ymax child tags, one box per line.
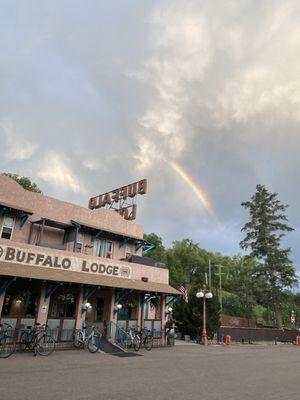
<box><xmin>0</xmin><ymin>174</ymin><xmax>178</xmax><ymax>345</ymax></box>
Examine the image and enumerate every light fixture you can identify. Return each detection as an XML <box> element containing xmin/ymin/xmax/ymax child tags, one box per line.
<box><xmin>196</xmin><ymin>285</ymin><xmax>213</xmax><ymax>346</ymax></box>
<box><xmin>16</xmin><ymin>299</ymin><xmax>22</xmax><ymax>304</ymax></box>
<box><xmin>168</xmin><ymin>307</ymin><xmax>173</xmax><ymax>313</ymax></box>
<box><xmin>117</xmin><ymin>303</ymin><xmax>123</xmax><ymax>310</ymax></box>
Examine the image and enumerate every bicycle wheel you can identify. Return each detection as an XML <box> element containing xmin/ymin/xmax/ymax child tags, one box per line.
<box><xmin>87</xmin><ymin>334</ymin><xmax>101</xmax><ymax>353</ymax></box>
<box><xmin>144</xmin><ymin>335</ymin><xmax>153</xmax><ymax>351</ymax></box>
<box><xmin>20</xmin><ymin>331</ymin><xmax>29</xmax><ymax>351</ymax></box>
<box><xmin>0</xmin><ymin>336</ymin><xmax>16</xmax><ymax>358</ymax></box>
<box><xmin>133</xmin><ymin>335</ymin><xmax>141</xmax><ymax>352</ymax></box>
<box><xmin>73</xmin><ymin>330</ymin><xmax>83</xmax><ymax>348</ymax></box>
<box><xmin>36</xmin><ymin>334</ymin><xmax>55</xmax><ymax>356</ymax></box>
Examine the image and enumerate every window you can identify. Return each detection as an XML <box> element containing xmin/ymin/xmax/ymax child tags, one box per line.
<box><xmin>50</xmin><ymin>293</ymin><xmax>77</xmax><ymax>318</ymax></box>
<box><xmin>93</xmin><ymin>239</ymin><xmax>114</xmax><ymax>258</ymax></box>
<box><xmin>75</xmin><ymin>231</ymin><xmax>84</xmax><ymax>253</ymax></box>
<box><xmin>106</xmin><ymin>241</ymin><xmax>113</xmax><ymax>258</ymax></box>
<box><xmin>1</xmin><ymin>215</ymin><xmax>15</xmax><ymax>240</ymax></box>
<box><xmin>125</xmin><ymin>244</ymin><xmax>131</xmax><ymax>259</ymax></box>
<box><xmin>94</xmin><ymin>298</ymin><xmax>104</xmax><ymax>322</ymax></box>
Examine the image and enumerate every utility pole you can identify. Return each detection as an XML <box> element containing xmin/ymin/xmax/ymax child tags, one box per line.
<box><xmin>215</xmin><ymin>264</ymin><xmax>225</xmax><ymax>313</ymax></box>
<box><xmin>208</xmin><ymin>259</ymin><xmax>212</xmax><ymax>290</ymax></box>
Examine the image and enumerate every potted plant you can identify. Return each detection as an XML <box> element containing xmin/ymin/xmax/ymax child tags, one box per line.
<box><xmin>124</xmin><ymin>293</ymin><xmax>137</xmax><ymax>308</ymax></box>
<box><xmin>149</xmin><ymin>296</ymin><xmax>160</xmax><ymax>309</ymax></box>
<box><xmin>57</xmin><ymin>292</ymin><xmax>75</xmax><ymax>304</ymax></box>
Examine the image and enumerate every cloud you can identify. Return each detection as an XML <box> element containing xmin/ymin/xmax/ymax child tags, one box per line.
<box><xmin>131</xmin><ymin>3</ymin><xmax>212</xmax><ymax>169</ymax></box>
<box><xmin>1</xmin><ymin>0</ymin><xmax>300</xmax><ymax>266</ymax></box>
<box><xmin>82</xmin><ymin>159</ymin><xmax>101</xmax><ymax>171</ymax></box>
<box><xmin>38</xmin><ymin>152</ymin><xmax>86</xmax><ymax>194</ymax></box>
<box><xmin>1</xmin><ymin>119</ymin><xmax>37</xmax><ymax>161</ymax></box>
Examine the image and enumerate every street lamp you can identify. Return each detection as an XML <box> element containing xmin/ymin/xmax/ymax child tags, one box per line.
<box><xmin>196</xmin><ymin>285</ymin><xmax>213</xmax><ymax>346</ymax></box>
<box><xmin>81</xmin><ymin>301</ymin><xmax>92</xmax><ymax>314</ymax></box>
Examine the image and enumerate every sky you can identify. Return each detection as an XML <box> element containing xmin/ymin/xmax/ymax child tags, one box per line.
<box><xmin>1</xmin><ymin>0</ymin><xmax>300</xmax><ymax>268</ymax></box>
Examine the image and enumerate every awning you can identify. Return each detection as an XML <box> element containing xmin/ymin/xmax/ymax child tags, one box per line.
<box><xmin>0</xmin><ymin>201</ymin><xmax>33</xmax><ymax>215</ymax></box>
<box><xmin>71</xmin><ymin>219</ymin><xmax>155</xmax><ymax>256</ymax></box>
<box><xmin>71</xmin><ymin>219</ymin><xmax>142</xmax><ymax>241</ymax></box>
<box><xmin>0</xmin><ymin>201</ymin><xmax>33</xmax><ymax>228</ymax></box>
<box><xmin>0</xmin><ymin>263</ymin><xmax>179</xmax><ymax>295</ymax></box>
<box><xmin>31</xmin><ymin>218</ymin><xmax>73</xmax><ymax>230</ymax></box>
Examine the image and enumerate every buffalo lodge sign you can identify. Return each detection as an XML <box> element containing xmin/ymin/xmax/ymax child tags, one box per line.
<box><xmin>88</xmin><ymin>179</ymin><xmax>147</xmax><ymax>220</ymax></box>
<box><xmin>0</xmin><ymin>245</ymin><xmax>131</xmax><ymax>279</ymax></box>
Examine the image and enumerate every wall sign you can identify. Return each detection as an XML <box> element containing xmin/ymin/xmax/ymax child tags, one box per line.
<box><xmin>0</xmin><ymin>245</ymin><xmax>132</xmax><ymax>279</ymax></box>
<box><xmin>41</xmin><ymin>305</ymin><xmax>48</xmax><ymax>314</ymax></box>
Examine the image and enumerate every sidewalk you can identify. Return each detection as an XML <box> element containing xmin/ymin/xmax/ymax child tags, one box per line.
<box><xmin>175</xmin><ymin>339</ymin><xmax>198</xmax><ymax>346</ymax></box>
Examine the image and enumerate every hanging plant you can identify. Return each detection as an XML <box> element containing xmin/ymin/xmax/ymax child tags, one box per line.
<box><xmin>15</xmin><ymin>290</ymin><xmax>31</xmax><ymax>311</ymax></box>
<box><xmin>124</xmin><ymin>293</ymin><xmax>137</xmax><ymax>308</ymax></box>
<box><xmin>57</xmin><ymin>292</ymin><xmax>75</xmax><ymax>304</ymax></box>
<box><xmin>149</xmin><ymin>296</ymin><xmax>160</xmax><ymax>309</ymax></box>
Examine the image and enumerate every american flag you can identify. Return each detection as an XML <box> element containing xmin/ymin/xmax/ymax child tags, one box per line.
<box><xmin>179</xmin><ymin>284</ymin><xmax>189</xmax><ymax>303</ymax></box>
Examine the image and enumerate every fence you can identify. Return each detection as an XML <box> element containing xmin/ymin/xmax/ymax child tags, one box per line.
<box><xmin>1</xmin><ymin>326</ymin><xmax>76</xmax><ymax>351</ymax></box>
<box><xmin>107</xmin><ymin>321</ymin><xmax>173</xmax><ymax>348</ymax></box>
<box><xmin>218</xmin><ymin>326</ymin><xmax>298</xmax><ymax>343</ymax></box>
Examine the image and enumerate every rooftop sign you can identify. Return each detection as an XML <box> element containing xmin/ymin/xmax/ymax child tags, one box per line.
<box><xmin>88</xmin><ymin>179</ymin><xmax>147</xmax><ymax>220</ymax></box>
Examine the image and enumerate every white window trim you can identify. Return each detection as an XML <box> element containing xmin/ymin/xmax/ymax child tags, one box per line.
<box><xmin>106</xmin><ymin>241</ymin><xmax>114</xmax><ymax>259</ymax></box>
<box><xmin>93</xmin><ymin>239</ymin><xmax>114</xmax><ymax>258</ymax></box>
<box><xmin>0</xmin><ymin>215</ymin><xmax>16</xmax><ymax>240</ymax></box>
<box><xmin>76</xmin><ymin>232</ymin><xmax>84</xmax><ymax>253</ymax></box>
<box><xmin>125</xmin><ymin>243</ymin><xmax>131</xmax><ymax>259</ymax></box>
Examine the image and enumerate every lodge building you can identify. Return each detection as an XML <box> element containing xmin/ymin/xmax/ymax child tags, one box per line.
<box><xmin>0</xmin><ymin>174</ymin><xmax>178</xmax><ymax>344</ymax></box>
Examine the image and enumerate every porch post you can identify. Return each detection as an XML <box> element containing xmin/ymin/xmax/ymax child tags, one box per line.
<box><xmin>0</xmin><ymin>289</ymin><xmax>6</xmax><ymax>316</ymax></box>
<box><xmin>108</xmin><ymin>288</ymin><xmax>117</xmax><ymax>340</ymax></box>
<box><xmin>36</xmin><ymin>285</ymin><xmax>51</xmax><ymax>325</ymax></box>
<box><xmin>161</xmin><ymin>294</ymin><xmax>166</xmax><ymax>345</ymax></box>
<box><xmin>75</xmin><ymin>286</ymin><xmax>84</xmax><ymax>330</ymax></box>
<box><xmin>137</xmin><ymin>291</ymin><xmax>142</xmax><ymax>330</ymax></box>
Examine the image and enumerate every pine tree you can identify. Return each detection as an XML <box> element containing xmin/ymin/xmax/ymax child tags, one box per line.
<box><xmin>240</xmin><ymin>184</ymin><xmax>297</xmax><ymax>328</ymax></box>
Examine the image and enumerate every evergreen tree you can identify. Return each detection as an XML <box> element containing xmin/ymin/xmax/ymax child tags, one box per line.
<box><xmin>240</xmin><ymin>184</ymin><xmax>297</xmax><ymax>327</ymax></box>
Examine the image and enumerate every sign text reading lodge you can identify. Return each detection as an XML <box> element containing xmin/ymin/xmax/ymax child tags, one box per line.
<box><xmin>0</xmin><ymin>245</ymin><xmax>131</xmax><ymax>279</ymax></box>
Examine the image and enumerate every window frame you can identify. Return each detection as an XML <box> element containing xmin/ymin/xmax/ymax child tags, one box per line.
<box><xmin>0</xmin><ymin>215</ymin><xmax>16</xmax><ymax>240</ymax></box>
<box><xmin>75</xmin><ymin>231</ymin><xmax>84</xmax><ymax>253</ymax></box>
<box><xmin>125</xmin><ymin>243</ymin><xmax>131</xmax><ymax>259</ymax></box>
<box><xmin>106</xmin><ymin>241</ymin><xmax>114</xmax><ymax>258</ymax></box>
<box><xmin>93</xmin><ymin>239</ymin><xmax>114</xmax><ymax>258</ymax></box>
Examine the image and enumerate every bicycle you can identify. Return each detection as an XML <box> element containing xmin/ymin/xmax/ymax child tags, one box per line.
<box><xmin>0</xmin><ymin>323</ymin><xmax>16</xmax><ymax>359</ymax></box>
<box><xmin>126</xmin><ymin>327</ymin><xmax>141</xmax><ymax>351</ymax></box>
<box><xmin>139</xmin><ymin>327</ymin><xmax>153</xmax><ymax>351</ymax></box>
<box><xmin>73</xmin><ymin>323</ymin><xmax>102</xmax><ymax>353</ymax></box>
<box><xmin>20</xmin><ymin>323</ymin><xmax>55</xmax><ymax>356</ymax></box>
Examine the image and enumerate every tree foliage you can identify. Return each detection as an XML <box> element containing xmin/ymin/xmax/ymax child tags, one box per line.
<box><xmin>173</xmin><ymin>286</ymin><xmax>220</xmax><ymax>339</ymax></box>
<box><xmin>4</xmin><ymin>173</ymin><xmax>42</xmax><ymax>194</ymax></box>
<box><xmin>143</xmin><ymin>233</ymin><xmax>165</xmax><ymax>262</ymax></box>
<box><xmin>240</xmin><ymin>184</ymin><xmax>297</xmax><ymax>327</ymax></box>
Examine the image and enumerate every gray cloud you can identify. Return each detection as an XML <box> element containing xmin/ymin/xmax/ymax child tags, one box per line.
<box><xmin>0</xmin><ymin>0</ymin><xmax>300</xmax><ymax>268</ymax></box>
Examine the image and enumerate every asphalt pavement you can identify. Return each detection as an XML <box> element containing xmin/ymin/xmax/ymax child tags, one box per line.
<box><xmin>1</xmin><ymin>344</ymin><xmax>299</xmax><ymax>400</ymax></box>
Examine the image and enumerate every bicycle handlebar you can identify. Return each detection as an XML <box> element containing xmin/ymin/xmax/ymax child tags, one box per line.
<box><xmin>0</xmin><ymin>322</ymin><xmax>13</xmax><ymax>329</ymax></box>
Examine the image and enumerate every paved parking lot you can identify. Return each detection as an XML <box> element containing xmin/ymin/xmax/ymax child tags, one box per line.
<box><xmin>1</xmin><ymin>344</ymin><xmax>300</xmax><ymax>400</ymax></box>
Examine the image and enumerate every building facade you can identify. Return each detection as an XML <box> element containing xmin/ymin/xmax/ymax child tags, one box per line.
<box><xmin>0</xmin><ymin>174</ymin><xmax>178</xmax><ymax>343</ymax></box>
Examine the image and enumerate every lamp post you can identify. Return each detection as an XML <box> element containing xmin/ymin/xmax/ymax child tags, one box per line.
<box><xmin>196</xmin><ymin>285</ymin><xmax>213</xmax><ymax>346</ymax></box>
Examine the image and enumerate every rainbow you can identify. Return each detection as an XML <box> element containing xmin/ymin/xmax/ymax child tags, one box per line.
<box><xmin>169</xmin><ymin>161</ymin><xmax>218</xmax><ymax>222</ymax></box>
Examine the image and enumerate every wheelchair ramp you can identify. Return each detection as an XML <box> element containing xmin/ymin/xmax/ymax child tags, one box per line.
<box><xmin>99</xmin><ymin>337</ymin><xmax>126</xmax><ymax>354</ymax></box>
